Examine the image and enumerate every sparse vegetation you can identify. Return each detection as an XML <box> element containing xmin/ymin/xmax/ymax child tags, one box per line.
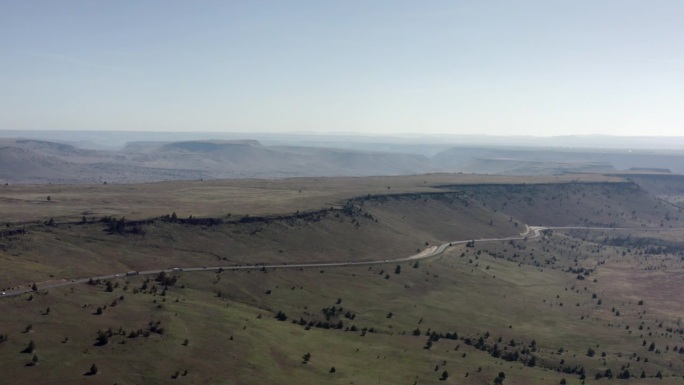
<box><xmin>3</xmin><ymin>173</ymin><xmax>684</xmax><ymax>384</ymax></box>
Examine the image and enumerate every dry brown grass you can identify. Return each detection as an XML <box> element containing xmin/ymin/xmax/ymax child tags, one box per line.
<box><xmin>0</xmin><ymin>173</ymin><xmax>623</xmax><ymax>223</ymax></box>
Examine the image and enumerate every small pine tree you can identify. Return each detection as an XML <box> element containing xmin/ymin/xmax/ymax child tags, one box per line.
<box><xmin>302</xmin><ymin>352</ymin><xmax>311</xmax><ymax>364</ymax></box>
<box><xmin>440</xmin><ymin>370</ymin><xmax>449</xmax><ymax>380</ymax></box>
<box><xmin>276</xmin><ymin>311</ymin><xmax>288</xmax><ymax>321</ymax></box>
<box><xmin>618</xmin><ymin>369</ymin><xmax>630</xmax><ymax>379</ymax></box>
<box><xmin>89</xmin><ymin>363</ymin><xmax>98</xmax><ymax>375</ymax></box>
<box><xmin>24</xmin><ymin>340</ymin><xmax>35</xmax><ymax>353</ymax></box>
<box><xmin>96</xmin><ymin>330</ymin><xmax>109</xmax><ymax>346</ymax></box>
<box><xmin>604</xmin><ymin>368</ymin><xmax>613</xmax><ymax>379</ymax></box>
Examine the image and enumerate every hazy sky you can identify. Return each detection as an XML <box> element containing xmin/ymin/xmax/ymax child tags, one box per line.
<box><xmin>1</xmin><ymin>1</ymin><xmax>683</xmax><ymax>136</ymax></box>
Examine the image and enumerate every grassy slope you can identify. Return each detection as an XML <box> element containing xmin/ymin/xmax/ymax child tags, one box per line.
<box><xmin>2</xmin><ymin>174</ymin><xmax>684</xmax><ymax>384</ymax></box>
<box><xmin>627</xmin><ymin>174</ymin><xmax>684</xmax><ymax>207</ymax></box>
<box><xmin>0</xmin><ymin>191</ymin><xmax>521</xmax><ymax>289</ymax></box>
<box><xmin>2</xmin><ymin>233</ymin><xmax>684</xmax><ymax>384</ymax></box>
<box><xmin>452</xmin><ymin>182</ymin><xmax>684</xmax><ymax>227</ymax></box>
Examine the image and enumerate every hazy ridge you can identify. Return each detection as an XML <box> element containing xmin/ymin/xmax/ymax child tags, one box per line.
<box><xmin>1</xmin><ymin>132</ymin><xmax>684</xmax><ymax>183</ymax></box>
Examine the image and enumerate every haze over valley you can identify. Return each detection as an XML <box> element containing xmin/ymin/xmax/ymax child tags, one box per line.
<box><xmin>1</xmin><ymin>132</ymin><xmax>684</xmax><ymax>183</ymax></box>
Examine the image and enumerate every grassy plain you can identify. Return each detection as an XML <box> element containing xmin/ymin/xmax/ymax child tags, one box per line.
<box><xmin>0</xmin><ymin>172</ymin><xmax>622</xmax><ymax>223</ymax></box>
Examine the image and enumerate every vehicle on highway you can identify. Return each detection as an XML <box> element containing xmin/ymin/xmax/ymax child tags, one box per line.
<box><xmin>1</xmin><ymin>291</ymin><xmax>5</xmax><ymax>295</ymax></box>
<box><xmin>126</xmin><ymin>271</ymin><xmax>139</xmax><ymax>276</ymax></box>
<box><xmin>172</xmin><ymin>267</ymin><xmax>183</xmax><ymax>272</ymax></box>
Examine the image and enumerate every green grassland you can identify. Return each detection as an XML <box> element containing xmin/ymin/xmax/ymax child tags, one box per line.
<box><xmin>1</xmin><ymin>173</ymin><xmax>684</xmax><ymax>384</ymax></box>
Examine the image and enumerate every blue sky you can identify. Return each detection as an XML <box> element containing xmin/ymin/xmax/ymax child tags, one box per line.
<box><xmin>1</xmin><ymin>1</ymin><xmax>683</xmax><ymax>136</ymax></box>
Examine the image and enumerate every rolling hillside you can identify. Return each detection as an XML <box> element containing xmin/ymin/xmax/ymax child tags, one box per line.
<box><xmin>3</xmin><ymin>175</ymin><xmax>684</xmax><ymax>384</ymax></box>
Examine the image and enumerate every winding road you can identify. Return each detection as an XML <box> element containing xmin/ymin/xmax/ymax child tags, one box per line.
<box><xmin>0</xmin><ymin>226</ymin><xmax>548</xmax><ymax>298</ymax></box>
<box><xmin>7</xmin><ymin>224</ymin><xmax>673</xmax><ymax>299</ymax></box>
<box><xmin>0</xmin><ymin>226</ymin><xmax>551</xmax><ymax>298</ymax></box>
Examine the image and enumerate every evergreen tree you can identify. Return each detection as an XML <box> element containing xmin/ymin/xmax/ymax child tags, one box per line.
<box><xmin>24</xmin><ymin>340</ymin><xmax>36</xmax><ymax>353</ymax></box>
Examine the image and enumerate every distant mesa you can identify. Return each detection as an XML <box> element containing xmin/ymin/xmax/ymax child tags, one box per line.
<box><xmin>16</xmin><ymin>139</ymin><xmax>77</xmax><ymax>153</ymax></box>
<box><xmin>628</xmin><ymin>167</ymin><xmax>671</xmax><ymax>174</ymax></box>
<box><xmin>158</xmin><ymin>140</ymin><xmax>263</xmax><ymax>153</ymax></box>
<box><xmin>11</xmin><ymin>139</ymin><xmax>98</xmax><ymax>157</ymax></box>
<box><xmin>0</xmin><ymin>137</ymin><xmax>432</xmax><ymax>183</ymax></box>
<box><xmin>2</xmin><ymin>135</ymin><xmax>684</xmax><ymax>184</ymax></box>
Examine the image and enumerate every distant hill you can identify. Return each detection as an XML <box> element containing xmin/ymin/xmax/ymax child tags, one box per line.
<box><xmin>0</xmin><ymin>146</ymin><xmax>84</xmax><ymax>183</ymax></box>
<box><xmin>0</xmin><ymin>139</ymin><xmax>434</xmax><ymax>183</ymax></box>
<box><xmin>449</xmin><ymin>157</ymin><xmax>614</xmax><ymax>175</ymax></box>
<box><xmin>433</xmin><ymin>146</ymin><xmax>684</xmax><ymax>174</ymax></box>
<box><xmin>2</xmin><ymin>136</ymin><xmax>684</xmax><ymax>184</ymax></box>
